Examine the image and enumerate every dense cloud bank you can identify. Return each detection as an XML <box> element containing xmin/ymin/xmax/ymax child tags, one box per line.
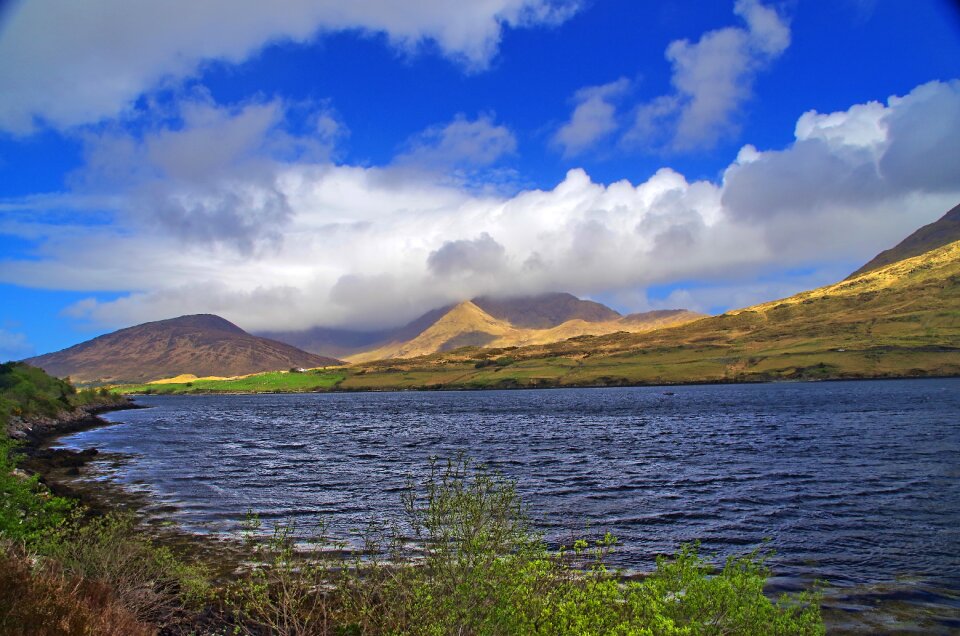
<box><xmin>1</xmin><ymin>80</ymin><xmax>957</xmax><ymax>331</ymax></box>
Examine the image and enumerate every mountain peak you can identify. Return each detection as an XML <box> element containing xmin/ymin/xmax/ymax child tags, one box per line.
<box><xmin>413</xmin><ymin>301</ymin><xmax>514</xmax><ymax>348</ymax></box>
<box><xmin>472</xmin><ymin>292</ymin><xmax>620</xmax><ymax>328</ymax></box>
<box><xmin>848</xmin><ymin>202</ymin><xmax>960</xmax><ymax>279</ymax></box>
<box><xmin>149</xmin><ymin>313</ymin><xmax>247</xmax><ymax>334</ymax></box>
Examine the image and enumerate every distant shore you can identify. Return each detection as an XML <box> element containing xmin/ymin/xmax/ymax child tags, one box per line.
<box><xmin>109</xmin><ymin>365</ymin><xmax>960</xmax><ymax>397</ymax></box>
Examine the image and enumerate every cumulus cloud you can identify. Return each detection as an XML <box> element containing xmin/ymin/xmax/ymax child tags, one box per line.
<box><xmin>0</xmin><ymin>0</ymin><xmax>578</xmax><ymax>133</ymax></box>
<box><xmin>721</xmin><ymin>79</ymin><xmax>960</xmax><ymax>260</ymax></box>
<box><xmin>396</xmin><ymin>114</ymin><xmax>517</xmax><ymax>169</ymax></box>
<box><xmin>69</xmin><ymin>94</ymin><xmax>348</xmax><ymax>254</ymax></box>
<box><xmin>553</xmin><ymin>78</ymin><xmax>630</xmax><ymax>157</ymax></box>
<box><xmin>625</xmin><ymin>0</ymin><xmax>790</xmax><ymax>151</ymax></box>
<box><xmin>1</xmin><ymin>80</ymin><xmax>958</xmax><ymax>333</ymax></box>
<box><xmin>428</xmin><ymin>233</ymin><xmax>508</xmax><ymax>277</ymax></box>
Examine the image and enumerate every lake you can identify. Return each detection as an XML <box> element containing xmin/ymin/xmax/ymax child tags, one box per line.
<box><xmin>57</xmin><ymin>379</ymin><xmax>960</xmax><ymax>630</ymax></box>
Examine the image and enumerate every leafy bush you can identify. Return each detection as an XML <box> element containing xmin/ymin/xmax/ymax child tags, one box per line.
<box><xmin>0</xmin><ymin>438</ymin><xmax>75</xmax><ymax>545</ymax></box>
<box><xmin>227</xmin><ymin>457</ymin><xmax>824</xmax><ymax>635</ymax></box>
<box><xmin>0</xmin><ymin>361</ymin><xmax>123</xmax><ymax>427</ymax></box>
<box><xmin>43</xmin><ymin>512</ymin><xmax>211</xmax><ymax>627</ymax></box>
<box><xmin>0</xmin><ymin>362</ymin><xmax>75</xmax><ymax>424</ymax></box>
<box><xmin>1</xmin><ymin>439</ymin><xmax>209</xmax><ymax>631</ymax></box>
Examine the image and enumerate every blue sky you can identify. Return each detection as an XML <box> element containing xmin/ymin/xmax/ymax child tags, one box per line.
<box><xmin>1</xmin><ymin>0</ymin><xmax>959</xmax><ymax>358</ymax></box>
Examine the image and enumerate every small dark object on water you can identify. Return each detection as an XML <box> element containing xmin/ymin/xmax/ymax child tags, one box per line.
<box><xmin>662</xmin><ymin>391</ymin><xmax>675</xmax><ymax>396</ymax></box>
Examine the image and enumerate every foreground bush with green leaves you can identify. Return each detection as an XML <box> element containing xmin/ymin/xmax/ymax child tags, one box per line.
<box><xmin>1</xmin><ymin>449</ymin><xmax>824</xmax><ymax>634</ymax></box>
<box><xmin>227</xmin><ymin>458</ymin><xmax>824</xmax><ymax>635</ymax></box>
<box><xmin>0</xmin><ymin>473</ymin><xmax>210</xmax><ymax>634</ymax></box>
<box><xmin>0</xmin><ymin>437</ymin><xmax>75</xmax><ymax>545</ymax></box>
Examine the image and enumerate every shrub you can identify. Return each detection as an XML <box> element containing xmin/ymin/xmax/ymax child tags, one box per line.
<box><xmin>0</xmin><ymin>542</ymin><xmax>155</xmax><ymax>636</ymax></box>
<box><xmin>226</xmin><ymin>457</ymin><xmax>824</xmax><ymax>635</ymax></box>
<box><xmin>43</xmin><ymin>512</ymin><xmax>211</xmax><ymax>627</ymax></box>
<box><xmin>227</xmin><ymin>517</ymin><xmax>343</xmax><ymax>636</ymax></box>
<box><xmin>0</xmin><ymin>438</ymin><xmax>75</xmax><ymax>545</ymax></box>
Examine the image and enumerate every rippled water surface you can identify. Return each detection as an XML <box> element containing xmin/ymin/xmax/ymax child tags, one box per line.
<box><xmin>59</xmin><ymin>380</ymin><xmax>960</xmax><ymax>597</ymax></box>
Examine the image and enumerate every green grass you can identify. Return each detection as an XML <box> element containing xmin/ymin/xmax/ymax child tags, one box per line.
<box><xmin>118</xmin><ymin>369</ymin><xmax>347</xmax><ymax>394</ymax></box>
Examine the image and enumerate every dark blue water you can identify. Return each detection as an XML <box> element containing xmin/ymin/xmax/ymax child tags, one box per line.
<box><xmin>58</xmin><ymin>380</ymin><xmax>960</xmax><ymax>597</ymax></box>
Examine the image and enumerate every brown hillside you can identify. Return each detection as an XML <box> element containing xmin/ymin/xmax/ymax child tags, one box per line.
<box><xmin>25</xmin><ymin>314</ymin><xmax>341</xmax><ymax>384</ymax></box>
<box><xmin>848</xmin><ymin>202</ymin><xmax>960</xmax><ymax>278</ymax></box>
<box><xmin>473</xmin><ymin>292</ymin><xmax>620</xmax><ymax>328</ymax></box>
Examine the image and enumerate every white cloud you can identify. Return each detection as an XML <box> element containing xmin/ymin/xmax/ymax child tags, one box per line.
<box><xmin>553</xmin><ymin>78</ymin><xmax>630</xmax><ymax>157</ymax></box>
<box><xmin>428</xmin><ymin>232</ymin><xmax>508</xmax><ymax>277</ymax></box>
<box><xmin>69</xmin><ymin>94</ymin><xmax>348</xmax><ymax>255</ymax></box>
<box><xmin>1</xmin><ymin>81</ymin><xmax>958</xmax><ymax>333</ymax></box>
<box><xmin>0</xmin><ymin>328</ymin><xmax>33</xmax><ymax>361</ymax></box>
<box><xmin>396</xmin><ymin>114</ymin><xmax>517</xmax><ymax>169</ymax></box>
<box><xmin>0</xmin><ymin>0</ymin><xmax>578</xmax><ymax>133</ymax></box>
<box><xmin>625</xmin><ymin>0</ymin><xmax>790</xmax><ymax>151</ymax></box>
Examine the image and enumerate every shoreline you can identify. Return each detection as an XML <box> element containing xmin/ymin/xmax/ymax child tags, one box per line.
<box><xmin>6</xmin><ymin>398</ymin><xmax>251</xmax><ymax>580</ymax></box>
<box><xmin>8</xmin><ymin>399</ymin><xmax>147</xmax><ymax>515</ymax></box>
<box><xmin>8</xmin><ymin>398</ymin><xmax>142</xmax><ymax>446</ymax></box>
<box><xmin>117</xmin><ymin>371</ymin><xmax>960</xmax><ymax>397</ymax></box>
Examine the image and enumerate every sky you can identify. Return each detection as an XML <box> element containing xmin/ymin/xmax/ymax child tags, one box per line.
<box><xmin>1</xmin><ymin>0</ymin><xmax>959</xmax><ymax>358</ymax></box>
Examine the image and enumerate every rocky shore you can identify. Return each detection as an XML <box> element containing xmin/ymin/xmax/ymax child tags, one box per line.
<box><xmin>5</xmin><ymin>398</ymin><xmax>143</xmax><ymax>509</ymax></box>
<box><xmin>6</xmin><ymin>398</ymin><xmax>139</xmax><ymax>445</ymax></box>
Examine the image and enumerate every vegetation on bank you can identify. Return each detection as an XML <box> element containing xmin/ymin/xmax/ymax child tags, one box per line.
<box><xmin>117</xmin><ymin>368</ymin><xmax>347</xmax><ymax>395</ymax></box>
<box><xmin>224</xmin><ymin>458</ymin><xmax>823</xmax><ymax>635</ymax></box>
<box><xmin>109</xmin><ymin>341</ymin><xmax>960</xmax><ymax>396</ymax></box>
<box><xmin>0</xmin><ymin>361</ymin><xmax>124</xmax><ymax>424</ymax></box>
<box><xmin>0</xmin><ymin>362</ymin><xmax>206</xmax><ymax>633</ymax></box>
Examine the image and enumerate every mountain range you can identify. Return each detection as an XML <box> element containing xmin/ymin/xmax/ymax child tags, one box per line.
<box><xmin>256</xmin><ymin>292</ymin><xmax>648</xmax><ymax>359</ymax></box>
<box><xmin>344</xmin><ymin>302</ymin><xmax>701</xmax><ymax>363</ymax></box>
<box><xmin>341</xmin><ymin>232</ymin><xmax>960</xmax><ymax>389</ymax></box>
<box><xmin>21</xmin><ymin>202</ymin><xmax>960</xmax><ymax>387</ymax></box>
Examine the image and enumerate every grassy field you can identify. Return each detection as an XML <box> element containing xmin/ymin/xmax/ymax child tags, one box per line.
<box><xmin>119</xmin><ymin>369</ymin><xmax>347</xmax><ymax>394</ymax></box>
<box><xmin>111</xmin><ymin>241</ymin><xmax>960</xmax><ymax>395</ymax></box>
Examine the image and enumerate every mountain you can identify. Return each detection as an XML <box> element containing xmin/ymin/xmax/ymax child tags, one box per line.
<box><xmin>472</xmin><ymin>293</ymin><xmax>620</xmax><ymax>328</ymax></box>
<box><xmin>257</xmin><ymin>305</ymin><xmax>452</xmax><ymax>359</ymax></box>
<box><xmin>24</xmin><ymin>314</ymin><xmax>342</xmax><ymax>384</ymax></box>
<box><xmin>262</xmin><ymin>292</ymin><xmax>701</xmax><ymax>362</ymax></box>
<box><xmin>340</xmin><ymin>238</ymin><xmax>960</xmax><ymax>389</ymax></box>
<box><xmin>848</xmin><ymin>202</ymin><xmax>960</xmax><ymax>278</ymax></box>
<box><xmin>345</xmin><ymin>303</ymin><xmax>703</xmax><ymax>363</ymax></box>
<box><xmin>353</xmin><ymin>301</ymin><xmax>517</xmax><ymax>362</ymax></box>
